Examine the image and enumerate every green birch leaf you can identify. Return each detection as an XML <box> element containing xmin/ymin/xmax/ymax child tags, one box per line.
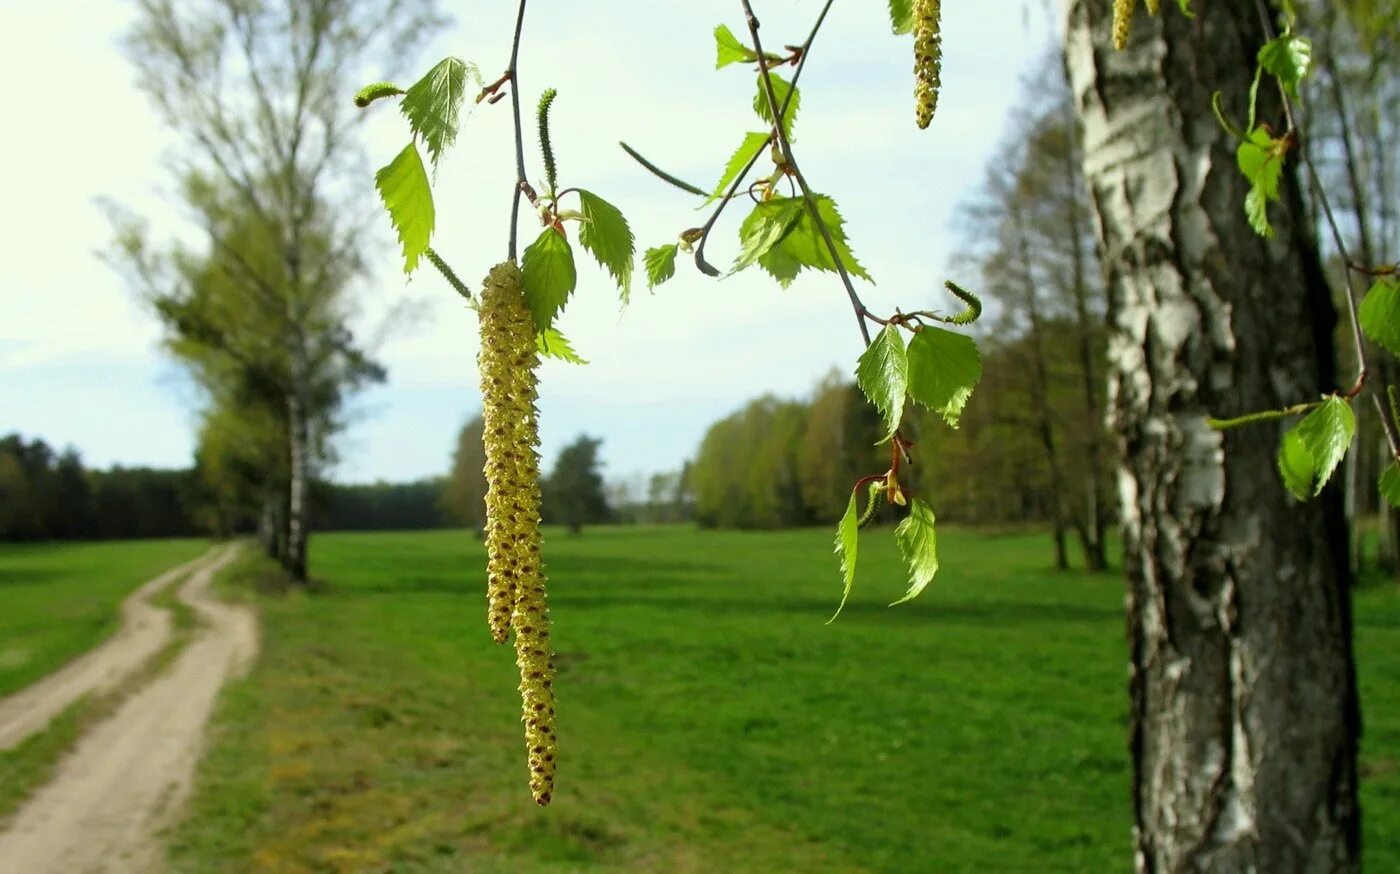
<box><xmin>753</xmin><ymin>72</ymin><xmax>800</xmax><ymax>139</ymax></box>
<box><xmin>1359</xmin><ymin>276</ymin><xmax>1400</xmax><ymax>358</ymax></box>
<box><xmin>714</xmin><ymin>24</ymin><xmax>756</xmax><ymax>69</ymax></box>
<box><xmin>1277</xmin><ymin>426</ymin><xmax>1313</xmax><ymax>499</ymax></box>
<box><xmin>1237</xmin><ymin>126</ymin><xmax>1285</xmax><ymax>238</ymax></box>
<box><xmin>755</xmin><ymin>195</ymin><xmax>872</xmax><ymax>287</ymax></box>
<box><xmin>521</xmin><ymin>228</ymin><xmax>577</xmax><ymax>331</ymax></box>
<box><xmin>400</xmin><ymin>57</ymin><xmax>480</xmax><ymax>170</ymax></box>
<box><xmin>892</xmin><ymin>499</ymin><xmax>938</xmax><ymax>605</ymax></box>
<box><xmin>375</xmin><ymin>143</ymin><xmax>434</xmax><ymax>274</ymax></box>
<box><xmin>1381</xmin><ymin>463</ymin><xmax>1400</xmax><ymax>509</ymax></box>
<box><xmin>704</xmin><ymin>131</ymin><xmax>771</xmax><ymax>206</ymax></box>
<box><xmin>644</xmin><ymin>244</ymin><xmax>679</xmax><ymax>289</ymax></box>
<box><xmin>1257</xmin><ymin>33</ymin><xmax>1313</xmax><ymax>99</ymax></box>
<box><xmin>576</xmin><ymin>190</ymin><xmax>635</xmax><ymax>303</ymax></box>
<box><xmin>906</xmin><ymin>327</ymin><xmax>982</xmax><ymax>428</ymax></box>
<box><xmin>537</xmin><ymin>327</ymin><xmax>587</xmax><ymax>364</ymax></box>
<box><xmin>888</xmin><ymin>0</ymin><xmax>914</xmax><ymax>34</ymax></box>
<box><xmin>1280</xmin><ymin>396</ymin><xmax>1356</xmax><ymax>498</ymax></box>
<box><xmin>829</xmin><ymin>492</ymin><xmax>860</xmax><ymax>622</ymax></box>
<box><xmin>855</xmin><ymin>324</ymin><xmax>909</xmax><ymax>442</ymax></box>
<box><xmin>733</xmin><ymin>198</ymin><xmax>806</xmax><ymax>273</ymax></box>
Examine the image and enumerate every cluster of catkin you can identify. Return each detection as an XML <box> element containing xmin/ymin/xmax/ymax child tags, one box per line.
<box><xmin>1113</xmin><ymin>0</ymin><xmax>1162</xmax><ymax>50</ymax></box>
<box><xmin>477</xmin><ymin>260</ymin><xmax>557</xmax><ymax>806</ymax></box>
<box><xmin>912</xmin><ymin>0</ymin><xmax>942</xmax><ymax>129</ymax></box>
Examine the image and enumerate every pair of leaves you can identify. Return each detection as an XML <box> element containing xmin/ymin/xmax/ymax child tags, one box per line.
<box><xmin>1277</xmin><ymin>396</ymin><xmax>1355</xmax><ymax>499</ymax></box>
<box><xmin>832</xmin><ymin>494</ymin><xmax>938</xmax><ymax>621</ymax></box>
<box><xmin>856</xmin><ymin>323</ymin><xmax>983</xmax><ymax>441</ymax></box>
<box><xmin>523</xmin><ymin>191</ymin><xmax>635</xmax><ymax>330</ymax></box>
<box><xmin>372</xmin><ymin>57</ymin><xmax>477</xmax><ymax>274</ymax></box>
<box><xmin>734</xmin><ymin>195</ymin><xmax>872</xmax><ymax>288</ymax></box>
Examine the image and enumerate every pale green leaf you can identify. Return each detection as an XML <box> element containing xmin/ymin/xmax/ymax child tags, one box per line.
<box><xmin>703</xmin><ymin>131</ymin><xmax>771</xmax><ymax>206</ymax></box>
<box><xmin>521</xmin><ymin>228</ymin><xmax>577</xmax><ymax>331</ymax></box>
<box><xmin>1245</xmin><ymin>186</ymin><xmax>1273</xmax><ymax>239</ymax></box>
<box><xmin>906</xmin><ymin>327</ymin><xmax>982</xmax><ymax>428</ymax></box>
<box><xmin>855</xmin><ymin>325</ymin><xmax>909</xmax><ymax>442</ymax></box>
<box><xmin>753</xmin><ymin>72</ymin><xmax>800</xmax><ymax>139</ymax></box>
<box><xmin>400</xmin><ymin>57</ymin><xmax>480</xmax><ymax>170</ymax></box>
<box><xmin>1359</xmin><ymin>276</ymin><xmax>1400</xmax><ymax>358</ymax></box>
<box><xmin>733</xmin><ymin>198</ymin><xmax>807</xmax><ymax>273</ymax></box>
<box><xmin>755</xmin><ymin>195</ymin><xmax>872</xmax><ymax>287</ymax></box>
<box><xmin>892</xmin><ymin>499</ymin><xmax>938</xmax><ymax>605</ymax></box>
<box><xmin>537</xmin><ymin>327</ymin><xmax>587</xmax><ymax>364</ymax></box>
<box><xmin>645</xmin><ymin>244</ymin><xmax>678</xmax><ymax>289</ymax></box>
<box><xmin>1381</xmin><ymin>463</ymin><xmax>1400</xmax><ymax>509</ymax></box>
<box><xmin>1238</xmin><ymin>126</ymin><xmax>1285</xmax><ymax>238</ymax></box>
<box><xmin>374</xmin><ymin>143</ymin><xmax>434</xmax><ymax>274</ymax></box>
<box><xmin>888</xmin><ymin>0</ymin><xmax>914</xmax><ymax>34</ymax></box>
<box><xmin>829</xmin><ymin>492</ymin><xmax>860</xmax><ymax>623</ymax></box>
<box><xmin>1257</xmin><ymin>33</ymin><xmax>1312</xmax><ymax>99</ymax></box>
<box><xmin>576</xmin><ymin>190</ymin><xmax>635</xmax><ymax>302</ymax></box>
<box><xmin>714</xmin><ymin>24</ymin><xmax>756</xmax><ymax>69</ymax></box>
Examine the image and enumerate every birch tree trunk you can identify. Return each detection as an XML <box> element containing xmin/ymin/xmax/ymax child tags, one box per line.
<box><xmin>1061</xmin><ymin>2</ymin><xmax>1360</xmax><ymax>869</ymax></box>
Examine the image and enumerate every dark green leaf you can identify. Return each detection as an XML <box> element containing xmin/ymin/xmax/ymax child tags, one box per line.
<box><xmin>714</xmin><ymin>24</ymin><xmax>756</xmax><ymax>69</ymax></box>
<box><xmin>906</xmin><ymin>327</ymin><xmax>982</xmax><ymax>427</ymax></box>
<box><xmin>644</xmin><ymin>244</ymin><xmax>679</xmax><ymax>289</ymax></box>
<box><xmin>892</xmin><ymin>499</ymin><xmax>938</xmax><ymax>605</ymax></box>
<box><xmin>1359</xmin><ymin>276</ymin><xmax>1400</xmax><ymax>358</ymax></box>
<box><xmin>576</xmin><ymin>190</ymin><xmax>635</xmax><ymax>303</ymax></box>
<box><xmin>537</xmin><ymin>327</ymin><xmax>587</xmax><ymax>364</ymax></box>
<box><xmin>521</xmin><ymin>228</ymin><xmax>577</xmax><ymax>331</ymax></box>
<box><xmin>733</xmin><ymin>198</ymin><xmax>807</xmax><ymax>273</ymax></box>
<box><xmin>829</xmin><ymin>492</ymin><xmax>860</xmax><ymax>622</ymax></box>
<box><xmin>755</xmin><ymin>195</ymin><xmax>872</xmax><ymax>287</ymax></box>
<box><xmin>1257</xmin><ymin>33</ymin><xmax>1312</xmax><ymax>99</ymax></box>
<box><xmin>1381</xmin><ymin>463</ymin><xmax>1400</xmax><ymax>509</ymax></box>
<box><xmin>753</xmin><ymin>73</ymin><xmax>800</xmax><ymax>139</ymax></box>
<box><xmin>855</xmin><ymin>324</ymin><xmax>909</xmax><ymax>442</ymax></box>
<box><xmin>704</xmin><ymin>131</ymin><xmax>771</xmax><ymax>206</ymax></box>
<box><xmin>888</xmin><ymin>0</ymin><xmax>914</xmax><ymax>34</ymax></box>
<box><xmin>374</xmin><ymin>143</ymin><xmax>434</xmax><ymax>274</ymax></box>
<box><xmin>400</xmin><ymin>57</ymin><xmax>480</xmax><ymax>170</ymax></box>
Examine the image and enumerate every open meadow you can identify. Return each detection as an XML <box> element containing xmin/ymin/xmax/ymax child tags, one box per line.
<box><xmin>155</xmin><ymin>527</ymin><xmax>1400</xmax><ymax>872</ymax></box>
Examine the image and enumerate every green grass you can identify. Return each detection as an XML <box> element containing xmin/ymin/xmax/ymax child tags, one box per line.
<box><xmin>169</xmin><ymin>527</ymin><xmax>1400</xmax><ymax>872</ymax></box>
<box><xmin>0</xmin><ymin>538</ymin><xmax>208</xmax><ymax>698</ymax></box>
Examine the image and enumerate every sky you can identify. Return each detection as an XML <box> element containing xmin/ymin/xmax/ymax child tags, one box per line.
<box><xmin>0</xmin><ymin>0</ymin><xmax>1057</xmax><ymax>488</ymax></box>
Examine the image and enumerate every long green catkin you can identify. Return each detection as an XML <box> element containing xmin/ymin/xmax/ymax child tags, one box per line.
<box><xmin>476</xmin><ymin>261</ymin><xmax>557</xmax><ymax>806</ymax></box>
<box><xmin>913</xmin><ymin>0</ymin><xmax>942</xmax><ymax>130</ymax></box>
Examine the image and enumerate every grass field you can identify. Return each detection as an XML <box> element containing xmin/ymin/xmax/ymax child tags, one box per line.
<box><xmin>160</xmin><ymin>526</ymin><xmax>1400</xmax><ymax>872</ymax></box>
<box><xmin>0</xmin><ymin>538</ymin><xmax>207</xmax><ymax>698</ymax></box>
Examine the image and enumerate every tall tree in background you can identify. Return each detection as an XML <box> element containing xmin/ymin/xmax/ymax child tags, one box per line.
<box><xmin>544</xmin><ymin>436</ymin><xmax>611</xmax><ymax>535</ymax></box>
<box><xmin>109</xmin><ymin>0</ymin><xmax>441</xmax><ymax>581</ymax></box>
<box><xmin>443</xmin><ymin>414</ymin><xmax>488</xmax><ymax>535</ymax></box>
<box><xmin>1063</xmin><ymin>1</ymin><xmax>1358</xmax><ymax>868</ymax></box>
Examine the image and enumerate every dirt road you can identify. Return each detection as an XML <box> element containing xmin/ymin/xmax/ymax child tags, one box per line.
<box><xmin>0</xmin><ymin>542</ymin><xmax>256</xmax><ymax>873</ymax></box>
<box><xmin>0</xmin><ymin>546</ymin><xmax>221</xmax><ymax>750</ymax></box>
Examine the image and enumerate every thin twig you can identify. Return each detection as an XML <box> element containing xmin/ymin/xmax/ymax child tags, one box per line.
<box><xmin>694</xmin><ymin>0</ymin><xmax>836</xmax><ymax>279</ymax></box>
<box><xmin>1253</xmin><ymin>0</ymin><xmax>1400</xmax><ymax>460</ymax></box>
<box><xmin>506</xmin><ymin>0</ymin><xmax>530</xmax><ymax>261</ymax></box>
<box><xmin>742</xmin><ymin>0</ymin><xmax>871</xmax><ymax>346</ymax></box>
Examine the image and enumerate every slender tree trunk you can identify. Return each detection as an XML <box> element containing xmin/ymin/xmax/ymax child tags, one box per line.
<box><xmin>1062</xmin><ymin>2</ymin><xmax>1360</xmax><ymax>870</ymax></box>
<box><xmin>285</xmin><ymin>375</ymin><xmax>310</xmax><ymax>583</ymax></box>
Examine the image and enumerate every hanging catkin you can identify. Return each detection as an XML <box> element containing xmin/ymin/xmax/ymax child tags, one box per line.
<box><xmin>1112</xmin><ymin>0</ymin><xmax>1136</xmax><ymax>50</ymax></box>
<box><xmin>913</xmin><ymin>0</ymin><xmax>942</xmax><ymax>129</ymax></box>
<box><xmin>477</xmin><ymin>260</ymin><xmax>557</xmax><ymax>804</ymax></box>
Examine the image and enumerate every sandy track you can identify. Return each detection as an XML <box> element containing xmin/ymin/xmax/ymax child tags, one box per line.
<box><xmin>0</xmin><ymin>546</ymin><xmax>223</xmax><ymax>751</ymax></box>
<box><xmin>0</xmin><ymin>542</ymin><xmax>255</xmax><ymax>873</ymax></box>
